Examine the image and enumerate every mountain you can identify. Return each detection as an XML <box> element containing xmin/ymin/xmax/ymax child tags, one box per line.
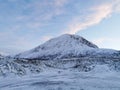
<box><xmin>0</xmin><ymin>34</ymin><xmax>120</xmax><ymax>77</ymax></box>
<box><xmin>15</xmin><ymin>34</ymin><xmax>120</xmax><ymax>60</ymax></box>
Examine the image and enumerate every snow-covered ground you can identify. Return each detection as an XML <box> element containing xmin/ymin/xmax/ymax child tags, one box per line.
<box><xmin>0</xmin><ymin>66</ymin><xmax>120</xmax><ymax>90</ymax></box>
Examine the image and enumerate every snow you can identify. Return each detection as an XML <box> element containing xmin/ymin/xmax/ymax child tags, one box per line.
<box><xmin>90</xmin><ymin>65</ymin><xmax>110</xmax><ymax>73</ymax></box>
<box><xmin>0</xmin><ymin>68</ymin><xmax>120</xmax><ymax>90</ymax></box>
<box><xmin>0</xmin><ymin>54</ymin><xmax>4</xmax><ymax>59</ymax></box>
<box><xmin>15</xmin><ymin>34</ymin><xmax>119</xmax><ymax>60</ymax></box>
<box><xmin>1</xmin><ymin>57</ymin><xmax>120</xmax><ymax>90</ymax></box>
<box><xmin>19</xmin><ymin>34</ymin><xmax>94</xmax><ymax>59</ymax></box>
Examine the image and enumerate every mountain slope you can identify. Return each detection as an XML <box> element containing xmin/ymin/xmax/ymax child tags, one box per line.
<box><xmin>15</xmin><ymin>34</ymin><xmax>119</xmax><ymax>60</ymax></box>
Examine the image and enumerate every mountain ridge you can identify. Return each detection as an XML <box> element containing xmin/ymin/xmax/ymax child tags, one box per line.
<box><xmin>15</xmin><ymin>34</ymin><xmax>120</xmax><ymax>60</ymax></box>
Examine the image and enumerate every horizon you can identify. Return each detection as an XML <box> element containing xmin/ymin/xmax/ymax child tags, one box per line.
<box><xmin>0</xmin><ymin>0</ymin><xmax>120</xmax><ymax>55</ymax></box>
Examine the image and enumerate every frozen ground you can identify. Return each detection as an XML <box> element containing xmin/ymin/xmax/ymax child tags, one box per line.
<box><xmin>0</xmin><ymin>67</ymin><xmax>120</xmax><ymax>90</ymax></box>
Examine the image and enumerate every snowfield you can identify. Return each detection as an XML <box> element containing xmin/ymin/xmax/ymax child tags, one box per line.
<box><xmin>1</xmin><ymin>57</ymin><xmax>120</xmax><ymax>90</ymax></box>
<box><xmin>0</xmin><ymin>67</ymin><xmax>120</xmax><ymax>90</ymax></box>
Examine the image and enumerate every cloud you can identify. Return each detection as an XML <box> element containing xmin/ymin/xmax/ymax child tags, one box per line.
<box><xmin>11</xmin><ymin>0</ymin><xmax>69</xmax><ymax>31</ymax></box>
<box><xmin>63</xmin><ymin>0</ymin><xmax>120</xmax><ymax>34</ymax></box>
<box><xmin>63</xmin><ymin>3</ymin><xmax>113</xmax><ymax>34</ymax></box>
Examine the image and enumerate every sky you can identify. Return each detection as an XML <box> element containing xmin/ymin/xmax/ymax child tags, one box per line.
<box><xmin>0</xmin><ymin>0</ymin><xmax>120</xmax><ymax>55</ymax></box>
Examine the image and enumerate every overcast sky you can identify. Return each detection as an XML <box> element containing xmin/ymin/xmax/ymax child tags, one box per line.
<box><xmin>0</xmin><ymin>0</ymin><xmax>120</xmax><ymax>55</ymax></box>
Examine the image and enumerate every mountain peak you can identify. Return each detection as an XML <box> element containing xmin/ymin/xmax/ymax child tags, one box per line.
<box><xmin>15</xmin><ymin>34</ymin><xmax>98</xmax><ymax>59</ymax></box>
<box><xmin>46</xmin><ymin>34</ymin><xmax>98</xmax><ymax>48</ymax></box>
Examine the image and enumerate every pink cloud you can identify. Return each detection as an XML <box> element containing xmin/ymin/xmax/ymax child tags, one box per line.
<box><xmin>63</xmin><ymin>3</ymin><xmax>113</xmax><ymax>34</ymax></box>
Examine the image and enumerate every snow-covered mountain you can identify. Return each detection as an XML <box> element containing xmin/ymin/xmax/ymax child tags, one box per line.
<box><xmin>0</xmin><ymin>34</ymin><xmax>120</xmax><ymax>78</ymax></box>
<box><xmin>15</xmin><ymin>34</ymin><xmax>120</xmax><ymax>60</ymax></box>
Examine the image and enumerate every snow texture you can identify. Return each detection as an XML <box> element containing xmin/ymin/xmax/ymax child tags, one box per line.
<box><xmin>0</xmin><ymin>67</ymin><xmax>120</xmax><ymax>90</ymax></box>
